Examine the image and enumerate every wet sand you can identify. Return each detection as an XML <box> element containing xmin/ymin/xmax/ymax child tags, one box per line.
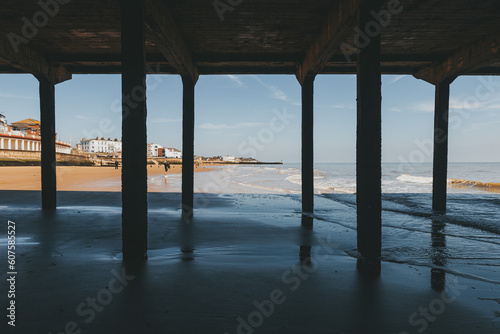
<box><xmin>0</xmin><ymin>165</ymin><xmax>212</xmax><ymax>192</ymax></box>
<box><xmin>0</xmin><ymin>190</ymin><xmax>498</xmax><ymax>333</ymax></box>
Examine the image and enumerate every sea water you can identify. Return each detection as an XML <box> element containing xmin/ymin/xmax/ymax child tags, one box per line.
<box><xmin>198</xmin><ymin>162</ymin><xmax>500</xmax><ymax>194</ymax></box>
<box><xmin>187</xmin><ymin>162</ymin><xmax>500</xmax><ymax>283</ymax></box>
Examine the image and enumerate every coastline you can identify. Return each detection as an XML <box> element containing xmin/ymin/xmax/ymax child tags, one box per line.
<box><xmin>0</xmin><ymin>165</ymin><xmax>212</xmax><ymax>192</ymax></box>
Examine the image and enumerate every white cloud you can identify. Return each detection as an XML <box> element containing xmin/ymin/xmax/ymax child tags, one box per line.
<box><xmin>486</xmin><ymin>104</ymin><xmax>500</xmax><ymax>110</ymax></box>
<box><xmin>150</xmin><ymin>118</ymin><xmax>182</xmax><ymax>123</ymax></box>
<box><xmin>74</xmin><ymin>115</ymin><xmax>95</xmax><ymax>121</ymax></box>
<box><xmin>466</xmin><ymin>120</ymin><xmax>500</xmax><ymax>132</ymax></box>
<box><xmin>388</xmin><ymin>75</ymin><xmax>407</xmax><ymax>84</ymax></box>
<box><xmin>252</xmin><ymin>76</ymin><xmax>288</xmax><ymax>101</ymax></box>
<box><xmin>405</xmin><ymin>101</ymin><xmax>434</xmax><ymax>113</ymax></box>
<box><xmin>0</xmin><ymin>92</ymin><xmax>37</xmax><ymax>100</ymax></box>
<box><xmin>199</xmin><ymin>122</ymin><xmax>263</xmax><ymax>130</ymax></box>
<box><xmin>226</xmin><ymin>75</ymin><xmax>244</xmax><ymax>87</ymax></box>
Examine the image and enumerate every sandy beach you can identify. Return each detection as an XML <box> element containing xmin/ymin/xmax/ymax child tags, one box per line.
<box><xmin>0</xmin><ymin>189</ymin><xmax>499</xmax><ymax>333</ymax></box>
<box><xmin>0</xmin><ymin>163</ymin><xmax>499</xmax><ymax>333</ymax></box>
<box><xmin>0</xmin><ymin>165</ymin><xmax>212</xmax><ymax>192</ymax></box>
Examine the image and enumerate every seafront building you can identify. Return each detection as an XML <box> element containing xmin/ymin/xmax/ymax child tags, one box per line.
<box><xmin>148</xmin><ymin>144</ymin><xmax>182</xmax><ymax>158</ymax></box>
<box><xmin>161</xmin><ymin>147</ymin><xmax>182</xmax><ymax>158</ymax></box>
<box><xmin>80</xmin><ymin>137</ymin><xmax>122</xmax><ymax>154</ymax></box>
<box><xmin>147</xmin><ymin>143</ymin><xmax>162</xmax><ymax>157</ymax></box>
<box><xmin>222</xmin><ymin>155</ymin><xmax>237</xmax><ymax>162</ymax></box>
<box><xmin>78</xmin><ymin>138</ymin><xmax>181</xmax><ymax>157</ymax></box>
<box><xmin>0</xmin><ymin>115</ymin><xmax>71</xmax><ymax>154</ymax></box>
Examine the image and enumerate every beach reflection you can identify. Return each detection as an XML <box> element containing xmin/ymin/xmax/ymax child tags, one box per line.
<box><xmin>300</xmin><ymin>215</ymin><xmax>313</xmax><ymax>264</ymax></box>
<box><xmin>180</xmin><ymin>218</ymin><xmax>195</xmax><ymax>262</ymax></box>
<box><xmin>430</xmin><ymin>219</ymin><xmax>447</xmax><ymax>291</ymax></box>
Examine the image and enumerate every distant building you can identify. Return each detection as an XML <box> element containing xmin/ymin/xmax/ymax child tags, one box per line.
<box><xmin>80</xmin><ymin>137</ymin><xmax>122</xmax><ymax>154</ymax></box>
<box><xmin>0</xmin><ymin>114</ymin><xmax>8</xmax><ymax>132</ymax></box>
<box><xmin>0</xmin><ymin>116</ymin><xmax>71</xmax><ymax>154</ymax></box>
<box><xmin>11</xmin><ymin>118</ymin><xmax>41</xmax><ymax>136</ymax></box>
<box><xmin>163</xmin><ymin>147</ymin><xmax>182</xmax><ymax>158</ymax></box>
<box><xmin>222</xmin><ymin>155</ymin><xmax>237</xmax><ymax>162</ymax></box>
<box><xmin>147</xmin><ymin>143</ymin><xmax>162</xmax><ymax>157</ymax></box>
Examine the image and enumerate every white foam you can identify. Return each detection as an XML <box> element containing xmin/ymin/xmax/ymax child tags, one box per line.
<box><xmin>397</xmin><ymin>174</ymin><xmax>433</xmax><ymax>184</ymax></box>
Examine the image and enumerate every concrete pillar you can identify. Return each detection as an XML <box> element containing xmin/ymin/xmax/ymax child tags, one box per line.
<box><xmin>8</xmin><ymin>139</ymin><xmax>11</xmax><ymax>150</ymax></box>
<box><xmin>301</xmin><ymin>76</ymin><xmax>315</xmax><ymax>214</ymax></box>
<box><xmin>0</xmin><ymin>138</ymin><xmax>3</xmax><ymax>149</ymax></box>
<box><xmin>21</xmin><ymin>140</ymin><xmax>24</xmax><ymax>151</ymax></box>
<box><xmin>120</xmin><ymin>0</ymin><xmax>148</xmax><ymax>262</ymax></box>
<box><xmin>432</xmin><ymin>79</ymin><xmax>453</xmax><ymax>212</ymax></box>
<box><xmin>182</xmin><ymin>76</ymin><xmax>195</xmax><ymax>219</ymax></box>
<box><xmin>356</xmin><ymin>0</ymin><xmax>383</xmax><ymax>273</ymax></box>
<box><xmin>14</xmin><ymin>139</ymin><xmax>18</xmax><ymax>150</ymax></box>
<box><xmin>38</xmin><ymin>76</ymin><xmax>57</xmax><ymax>210</ymax></box>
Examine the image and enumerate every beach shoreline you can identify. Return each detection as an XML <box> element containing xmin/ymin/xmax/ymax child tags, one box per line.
<box><xmin>0</xmin><ymin>165</ymin><xmax>213</xmax><ymax>192</ymax></box>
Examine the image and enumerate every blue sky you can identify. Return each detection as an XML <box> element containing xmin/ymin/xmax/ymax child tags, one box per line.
<box><xmin>1</xmin><ymin>73</ymin><xmax>499</xmax><ymax>163</ymax></box>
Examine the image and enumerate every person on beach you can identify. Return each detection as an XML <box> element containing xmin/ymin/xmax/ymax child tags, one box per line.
<box><xmin>115</xmin><ymin>161</ymin><xmax>119</xmax><ymax>170</ymax></box>
<box><xmin>164</xmin><ymin>162</ymin><xmax>170</xmax><ymax>177</ymax></box>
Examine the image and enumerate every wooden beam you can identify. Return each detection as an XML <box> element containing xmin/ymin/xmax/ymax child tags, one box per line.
<box><xmin>414</xmin><ymin>32</ymin><xmax>500</xmax><ymax>85</ymax></box>
<box><xmin>0</xmin><ymin>30</ymin><xmax>71</xmax><ymax>84</ymax></box>
<box><xmin>144</xmin><ymin>0</ymin><xmax>198</xmax><ymax>83</ymax></box>
<box><xmin>296</xmin><ymin>0</ymin><xmax>363</xmax><ymax>85</ymax></box>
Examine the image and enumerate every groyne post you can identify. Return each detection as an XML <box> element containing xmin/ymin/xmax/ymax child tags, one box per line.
<box><xmin>120</xmin><ymin>0</ymin><xmax>148</xmax><ymax>262</ymax></box>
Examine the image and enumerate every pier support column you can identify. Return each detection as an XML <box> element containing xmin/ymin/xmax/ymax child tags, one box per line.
<box><xmin>182</xmin><ymin>76</ymin><xmax>195</xmax><ymax>219</ymax></box>
<box><xmin>38</xmin><ymin>76</ymin><xmax>56</xmax><ymax>210</ymax></box>
<box><xmin>301</xmin><ymin>75</ymin><xmax>315</xmax><ymax>214</ymax></box>
<box><xmin>432</xmin><ymin>79</ymin><xmax>453</xmax><ymax>212</ymax></box>
<box><xmin>120</xmin><ymin>0</ymin><xmax>148</xmax><ymax>262</ymax></box>
<box><xmin>356</xmin><ymin>0</ymin><xmax>383</xmax><ymax>272</ymax></box>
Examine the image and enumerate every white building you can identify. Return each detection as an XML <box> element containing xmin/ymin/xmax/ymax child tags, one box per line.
<box><xmin>163</xmin><ymin>147</ymin><xmax>182</xmax><ymax>158</ymax></box>
<box><xmin>0</xmin><ymin>114</ymin><xmax>7</xmax><ymax>132</ymax></box>
<box><xmin>0</xmin><ymin>116</ymin><xmax>71</xmax><ymax>154</ymax></box>
<box><xmin>80</xmin><ymin>138</ymin><xmax>122</xmax><ymax>153</ymax></box>
<box><xmin>147</xmin><ymin>143</ymin><xmax>162</xmax><ymax>157</ymax></box>
<box><xmin>222</xmin><ymin>155</ymin><xmax>237</xmax><ymax>162</ymax></box>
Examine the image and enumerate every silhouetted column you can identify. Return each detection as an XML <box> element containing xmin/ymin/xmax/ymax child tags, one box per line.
<box><xmin>182</xmin><ymin>76</ymin><xmax>195</xmax><ymax>219</ymax></box>
<box><xmin>356</xmin><ymin>0</ymin><xmax>383</xmax><ymax>272</ymax></box>
<box><xmin>38</xmin><ymin>76</ymin><xmax>56</xmax><ymax>210</ymax></box>
<box><xmin>432</xmin><ymin>79</ymin><xmax>453</xmax><ymax>212</ymax></box>
<box><xmin>120</xmin><ymin>0</ymin><xmax>148</xmax><ymax>261</ymax></box>
<box><xmin>302</xmin><ymin>75</ymin><xmax>314</xmax><ymax>214</ymax></box>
